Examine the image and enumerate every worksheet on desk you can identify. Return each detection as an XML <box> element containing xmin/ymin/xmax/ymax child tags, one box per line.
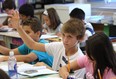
<box><xmin>18</xmin><ymin>64</ymin><xmax>58</xmax><ymax>77</ymax></box>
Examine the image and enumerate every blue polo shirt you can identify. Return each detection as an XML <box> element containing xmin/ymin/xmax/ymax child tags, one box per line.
<box><xmin>18</xmin><ymin>39</ymin><xmax>53</xmax><ymax>67</ymax></box>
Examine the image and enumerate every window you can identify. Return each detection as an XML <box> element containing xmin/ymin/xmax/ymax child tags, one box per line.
<box><xmin>88</xmin><ymin>0</ymin><xmax>104</xmax><ymax>2</ymax></box>
<box><xmin>107</xmin><ymin>0</ymin><xmax>116</xmax><ymax>2</ymax></box>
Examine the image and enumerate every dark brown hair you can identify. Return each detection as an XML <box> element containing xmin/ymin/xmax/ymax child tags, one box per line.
<box><xmin>2</xmin><ymin>0</ymin><xmax>16</xmax><ymax>10</ymax></box>
<box><xmin>22</xmin><ymin>18</ymin><xmax>42</xmax><ymax>36</ymax></box>
<box><xmin>0</xmin><ymin>69</ymin><xmax>10</xmax><ymax>79</ymax></box>
<box><xmin>43</xmin><ymin>8</ymin><xmax>61</xmax><ymax>30</ymax></box>
<box><xmin>86</xmin><ymin>31</ymin><xmax>116</xmax><ymax>78</ymax></box>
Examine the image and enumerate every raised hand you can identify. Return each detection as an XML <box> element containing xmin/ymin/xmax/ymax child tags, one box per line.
<box><xmin>8</xmin><ymin>10</ymin><xmax>20</xmax><ymax>29</ymax></box>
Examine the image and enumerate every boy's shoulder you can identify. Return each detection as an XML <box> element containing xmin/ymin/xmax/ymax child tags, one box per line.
<box><xmin>38</xmin><ymin>39</ymin><xmax>48</xmax><ymax>44</ymax></box>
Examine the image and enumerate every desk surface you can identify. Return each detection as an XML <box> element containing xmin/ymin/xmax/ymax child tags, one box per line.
<box><xmin>0</xmin><ymin>62</ymin><xmax>62</xmax><ymax>79</ymax></box>
<box><xmin>0</xmin><ymin>31</ymin><xmax>20</xmax><ymax>38</ymax></box>
<box><xmin>0</xmin><ymin>31</ymin><xmax>58</xmax><ymax>39</ymax></box>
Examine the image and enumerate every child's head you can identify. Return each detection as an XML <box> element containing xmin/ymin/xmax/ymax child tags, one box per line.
<box><xmin>22</xmin><ymin>18</ymin><xmax>42</xmax><ymax>41</ymax></box>
<box><xmin>0</xmin><ymin>69</ymin><xmax>10</xmax><ymax>79</ymax></box>
<box><xmin>86</xmin><ymin>31</ymin><xmax>116</xmax><ymax>76</ymax></box>
<box><xmin>61</xmin><ymin>19</ymin><xmax>85</xmax><ymax>49</ymax></box>
<box><xmin>2</xmin><ymin>0</ymin><xmax>16</xmax><ymax>15</ymax></box>
<box><xmin>62</xmin><ymin>18</ymin><xmax>85</xmax><ymax>40</ymax></box>
<box><xmin>19</xmin><ymin>3</ymin><xmax>34</xmax><ymax>21</ymax></box>
<box><xmin>69</xmin><ymin>8</ymin><xmax>85</xmax><ymax>20</ymax></box>
<box><xmin>43</xmin><ymin>8</ymin><xmax>61</xmax><ymax>30</ymax></box>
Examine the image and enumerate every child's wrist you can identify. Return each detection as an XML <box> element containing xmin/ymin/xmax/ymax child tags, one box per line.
<box><xmin>66</xmin><ymin>63</ymin><xmax>70</xmax><ymax>72</ymax></box>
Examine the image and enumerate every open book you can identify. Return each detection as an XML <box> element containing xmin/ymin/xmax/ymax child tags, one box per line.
<box><xmin>18</xmin><ymin>63</ymin><xmax>58</xmax><ymax>77</ymax></box>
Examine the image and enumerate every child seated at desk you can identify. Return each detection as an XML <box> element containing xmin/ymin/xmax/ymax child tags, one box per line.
<box><xmin>42</xmin><ymin>8</ymin><xmax>63</xmax><ymax>36</ymax></box>
<box><xmin>0</xmin><ymin>0</ymin><xmax>16</xmax><ymax>46</ymax></box>
<box><xmin>9</xmin><ymin>11</ymin><xmax>86</xmax><ymax>78</ymax></box>
<box><xmin>19</xmin><ymin>3</ymin><xmax>39</xmax><ymax>24</ymax></box>
<box><xmin>0</xmin><ymin>0</ymin><xmax>16</xmax><ymax>27</ymax></box>
<box><xmin>69</xmin><ymin>8</ymin><xmax>95</xmax><ymax>53</ymax></box>
<box><xmin>0</xmin><ymin>18</ymin><xmax>53</xmax><ymax>67</ymax></box>
<box><xmin>59</xmin><ymin>32</ymin><xmax>116</xmax><ymax>79</ymax></box>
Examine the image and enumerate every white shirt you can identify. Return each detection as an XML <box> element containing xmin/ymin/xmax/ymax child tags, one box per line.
<box><xmin>43</xmin><ymin>23</ymin><xmax>63</xmax><ymax>35</ymax></box>
<box><xmin>45</xmin><ymin>42</ymin><xmax>85</xmax><ymax>78</ymax></box>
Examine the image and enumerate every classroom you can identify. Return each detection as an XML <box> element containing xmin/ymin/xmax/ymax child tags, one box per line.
<box><xmin>0</xmin><ymin>0</ymin><xmax>115</xmax><ymax>79</ymax></box>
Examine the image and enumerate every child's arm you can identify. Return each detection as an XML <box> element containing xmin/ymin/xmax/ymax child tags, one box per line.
<box><xmin>14</xmin><ymin>53</ymin><xmax>37</xmax><ymax>63</ymax></box>
<box><xmin>0</xmin><ymin>45</ymin><xmax>11</xmax><ymax>55</ymax></box>
<box><xmin>59</xmin><ymin>60</ymin><xmax>81</xmax><ymax>79</ymax></box>
<box><xmin>0</xmin><ymin>53</ymin><xmax>37</xmax><ymax>63</ymax></box>
<box><xmin>10</xmin><ymin>11</ymin><xmax>46</xmax><ymax>52</ymax></box>
<box><xmin>35</xmin><ymin>62</ymin><xmax>52</xmax><ymax>70</ymax></box>
<box><xmin>0</xmin><ymin>45</ymin><xmax>21</xmax><ymax>55</ymax></box>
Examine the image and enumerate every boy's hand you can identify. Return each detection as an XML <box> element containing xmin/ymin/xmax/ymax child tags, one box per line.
<box><xmin>34</xmin><ymin>62</ymin><xmax>52</xmax><ymax>70</ymax></box>
<box><xmin>8</xmin><ymin>10</ymin><xmax>20</xmax><ymax>29</ymax></box>
<box><xmin>59</xmin><ymin>66</ymin><xmax>69</xmax><ymax>79</ymax></box>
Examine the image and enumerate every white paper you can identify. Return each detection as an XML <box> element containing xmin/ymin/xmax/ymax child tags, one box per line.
<box><xmin>40</xmin><ymin>35</ymin><xmax>58</xmax><ymax>39</ymax></box>
<box><xmin>18</xmin><ymin>68</ymin><xmax>58</xmax><ymax>77</ymax></box>
<box><xmin>17</xmin><ymin>63</ymin><xmax>46</xmax><ymax>72</ymax></box>
<box><xmin>0</xmin><ymin>26</ymin><xmax>13</xmax><ymax>32</ymax></box>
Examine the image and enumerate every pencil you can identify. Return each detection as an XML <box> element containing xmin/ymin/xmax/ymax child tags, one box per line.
<box><xmin>98</xmin><ymin>69</ymin><xmax>102</xmax><ymax>79</ymax></box>
<box><xmin>67</xmin><ymin>56</ymin><xmax>70</xmax><ymax>72</ymax></box>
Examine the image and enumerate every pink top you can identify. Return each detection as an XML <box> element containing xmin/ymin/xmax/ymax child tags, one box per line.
<box><xmin>77</xmin><ymin>55</ymin><xmax>116</xmax><ymax>79</ymax></box>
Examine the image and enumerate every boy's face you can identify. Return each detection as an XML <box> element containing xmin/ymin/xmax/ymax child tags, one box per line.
<box><xmin>62</xmin><ymin>32</ymin><xmax>78</xmax><ymax>50</ymax></box>
<box><xmin>22</xmin><ymin>25</ymin><xmax>39</xmax><ymax>41</ymax></box>
<box><xmin>19</xmin><ymin>14</ymin><xmax>28</xmax><ymax>21</ymax></box>
<box><xmin>5</xmin><ymin>9</ymin><xmax>14</xmax><ymax>15</ymax></box>
<box><xmin>43</xmin><ymin>15</ymin><xmax>51</xmax><ymax>26</ymax></box>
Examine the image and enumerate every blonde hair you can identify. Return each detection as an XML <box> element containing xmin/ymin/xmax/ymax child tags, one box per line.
<box><xmin>61</xmin><ymin>18</ymin><xmax>85</xmax><ymax>39</ymax></box>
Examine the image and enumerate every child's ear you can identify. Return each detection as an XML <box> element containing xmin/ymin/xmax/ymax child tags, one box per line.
<box><xmin>77</xmin><ymin>35</ymin><xmax>85</xmax><ymax>43</ymax></box>
<box><xmin>36</xmin><ymin>31</ymin><xmax>41</xmax><ymax>36</ymax></box>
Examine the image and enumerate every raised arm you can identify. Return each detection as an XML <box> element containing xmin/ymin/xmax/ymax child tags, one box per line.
<box><xmin>10</xmin><ymin>11</ymin><xmax>46</xmax><ymax>52</ymax></box>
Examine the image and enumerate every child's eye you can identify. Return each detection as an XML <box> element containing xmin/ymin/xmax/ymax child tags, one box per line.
<box><xmin>68</xmin><ymin>35</ymin><xmax>72</xmax><ymax>38</ymax></box>
<box><xmin>25</xmin><ymin>31</ymin><xmax>30</xmax><ymax>34</ymax></box>
<box><xmin>62</xmin><ymin>33</ymin><xmax>65</xmax><ymax>36</ymax></box>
